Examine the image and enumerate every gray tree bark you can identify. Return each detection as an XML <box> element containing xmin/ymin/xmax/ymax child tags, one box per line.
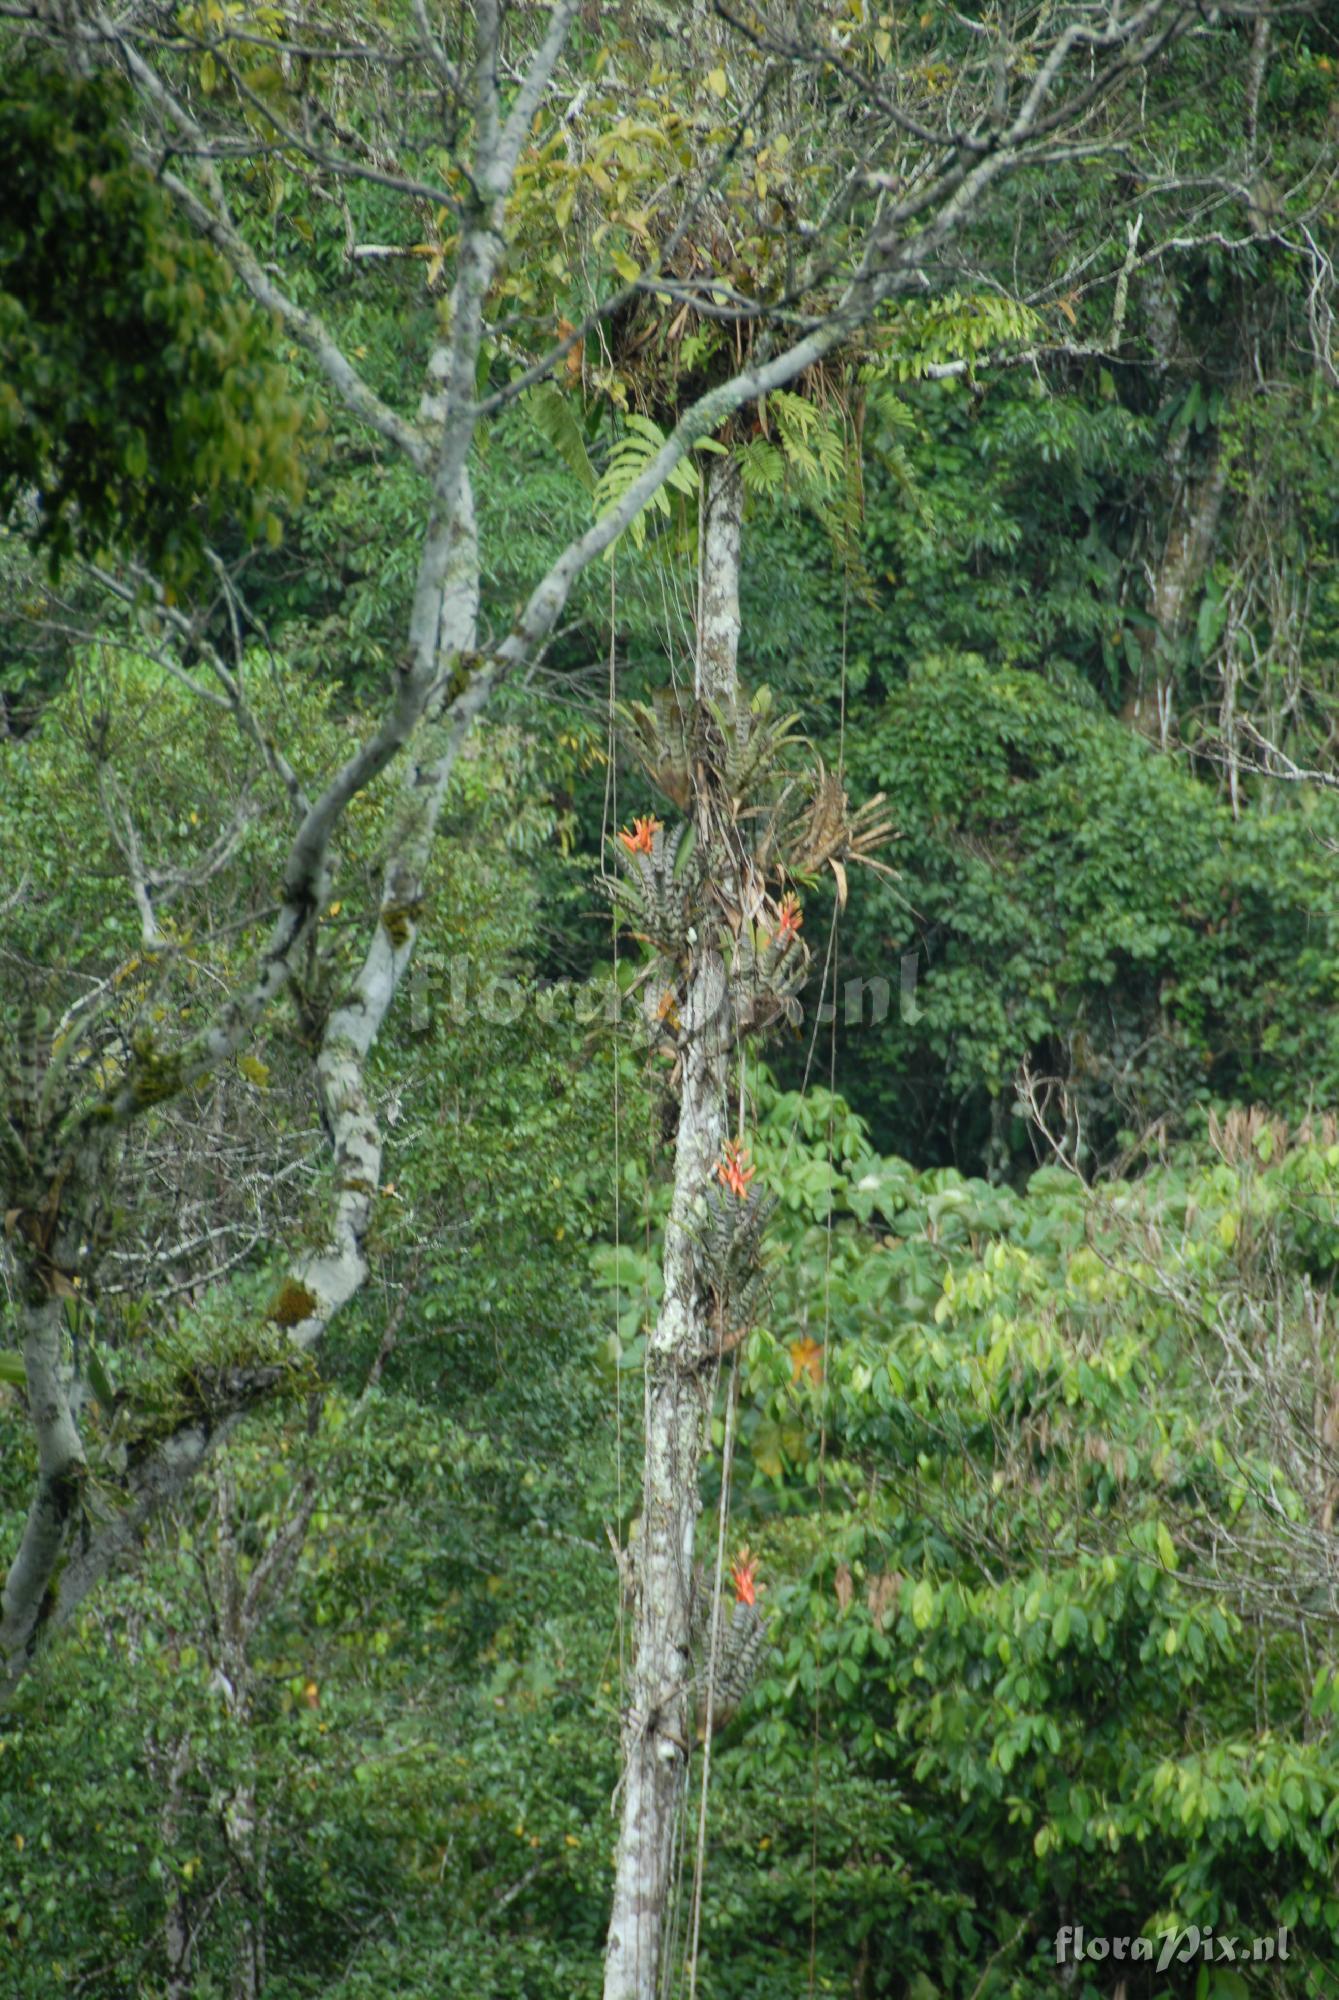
<box><xmin>603</xmin><ymin>456</ymin><xmax>743</xmax><ymax>2000</ymax></box>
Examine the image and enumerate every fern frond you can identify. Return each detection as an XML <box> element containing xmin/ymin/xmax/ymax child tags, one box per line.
<box><xmin>593</xmin><ymin>415</ymin><xmax>707</xmax><ymax>554</ymax></box>
<box><xmin>737</xmin><ymin>438</ymin><xmax>784</xmax><ymax>494</ymax></box>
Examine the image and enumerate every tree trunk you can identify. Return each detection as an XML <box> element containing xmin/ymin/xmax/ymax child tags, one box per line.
<box><xmin>0</xmin><ymin>1290</ymin><xmax>89</xmax><ymax>1679</ymax></box>
<box><xmin>1133</xmin><ymin>267</ymin><xmax>1230</xmax><ymax>751</ymax></box>
<box><xmin>602</xmin><ymin>456</ymin><xmax>743</xmax><ymax>2000</ymax></box>
<box><xmin>1146</xmin><ymin>443</ymin><xmax>1228</xmax><ymax>746</ymax></box>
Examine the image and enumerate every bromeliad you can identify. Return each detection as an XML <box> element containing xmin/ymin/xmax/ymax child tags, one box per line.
<box><xmin>717</xmin><ymin>1138</ymin><xmax>755</xmax><ymax>1201</ymax></box>
<box><xmin>693</xmin><ymin>1545</ymin><xmax>770</xmax><ymax>1738</ymax></box>
<box><xmin>617</xmin><ymin>814</ymin><xmax>663</xmax><ymax>856</ymax></box>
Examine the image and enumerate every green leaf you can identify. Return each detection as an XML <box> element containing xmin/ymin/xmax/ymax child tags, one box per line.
<box><xmin>528</xmin><ymin>387</ymin><xmax>597</xmax><ymax>493</ymax></box>
<box><xmin>86</xmin><ymin>1343</ymin><xmax>117</xmax><ymax>1410</ymax></box>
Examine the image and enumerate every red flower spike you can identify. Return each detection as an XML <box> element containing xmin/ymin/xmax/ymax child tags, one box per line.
<box><xmin>717</xmin><ymin>1139</ymin><xmax>756</xmax><ymax>1202</ymax></box>
<box><xmin>618</xmin><ymin>815</ymin><xmax>663</xmax><ymax>856</ymax></box>
<box><xmin>731</xmin><ymin>1548</ymin><xmax>759</xmax><ymax>1606</ymax></box>
<box><xmin>776</xmin><ymin>893</ymin><xmax>803</xmax><ymax>943</ymax></box>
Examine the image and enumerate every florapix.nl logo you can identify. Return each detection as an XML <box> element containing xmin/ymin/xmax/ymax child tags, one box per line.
<box><xmin>406</xmin><ymin>950</ymin><xmax>922</xmax><ymax>1034</ymax></box>
<box><xmin>1054</xmin><ymin>1923</ymin><xmax>1290</xmax><ymax>1973</ymax></box>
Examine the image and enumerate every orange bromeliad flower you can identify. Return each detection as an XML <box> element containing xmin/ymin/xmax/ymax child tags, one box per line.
<box><xmin>731</xmin><ymin>1547</ymin><xmax>759</xmax><ymax>1606</ymax></box>
<box><xmin>775</xmin><ymin>893</ymin><xmax>803</xmax><ymax>943</ymax></box>
<box><xmin>617</xmin><ymin>815</ymin><xmax>663</xmax><ymax>856</ymax></box>
<box><xmin>717</xmin><ymin>1139</ymin><xmax>756</xmax><ymax>1201</ymax></box>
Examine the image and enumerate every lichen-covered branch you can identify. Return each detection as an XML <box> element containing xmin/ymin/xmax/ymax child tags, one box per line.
<box><xmin>282</xmin><ymin>474</ymin><xmax>482</xmax><ymax>1342</ymax></box>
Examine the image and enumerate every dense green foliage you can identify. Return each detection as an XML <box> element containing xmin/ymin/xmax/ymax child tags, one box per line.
<box><xmin>0</xmin><ymin>62</ymin><xmax>308</xmax><ymax>581</ymax></box>
<box><xmin>835</xmin><ymin>656</ymin><xmax>1339</xmax><ymax>1167</ymax></box>
<box><xmin>8</xmin><ymin>1094</ymin><xmax>1339</xmax><ymax>1994</ymax></box>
